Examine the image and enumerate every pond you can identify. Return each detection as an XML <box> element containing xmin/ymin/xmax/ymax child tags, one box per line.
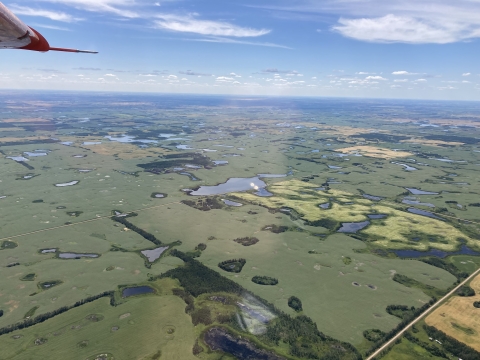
<box><xmin>257</xmin><ymin>173</ymin><xmax>287</xmax><ymax>178</ymax></box>
<box><xmin>402</xmin><ymin>199</ymin><xmax>435</xmax><ymax>208</ymax></box>
<box><xmin>83</xmin><ymin>141</ymin><xmax>101</xmax><ymax>145</ymax></box>
<box><xmin>58</xmin><ymin>253</ymin><xmax>99</xmax><ymax>259</ymax></box>
<box><xmin>319</xmin><ymin>203</ymin><xmax>330</xmax><ymax>209</ymax></box>
<box><xmin>141</xmin><ymin>246</ymin><xmax>169</xmax><ymax>262</ymax></box>
<box><xmin>363</xmin><ymin>194</ymin><xmax>383</xmax><ymax>201</ymax></box>
<box><xmin>394</xmin><ymin>245</ymin><xmax>480</xmax><ymax>259</ymax></box>
<box><xmin>179</xmin><ymin>172</ymin><xmax>199</xmax><ymax>181</ymax></box>
<box><xmin>24</xmin><ymin>151</ymin><xmax>48</xmax><ymax>157</ymax></box>
<box><xmin>122</xmin><ymin>286</ymin><xmax>155</xmax><ymax>298</ymax></box>
<box><xmin>407</xmin><ymin>208</ymin><xmax>443</xmax><ymax>220</ymax></box>
<box><xmin>337</xmin><ymin>221</ymin><xmax>370</xmax><ymax>233</ymax></box>
<box><xmin>255</xmin><ymin>188</ymin><xmax>273</xmax><ymax>197</ymax></box>
<box><xmin>41</xmin><ymin>248</ymin><xmax>57</xmax><ymax>253</ymax></box>
<box><xmin>222</xmin><ymin>199</ymin><xmax>243</xmax><ymax>207</ymax></box>
<box><xmin>392</xmin><ymin>162</ymin><xmax>417</xmax><ymax>171</ymax></box>
<box><xmin>204</xmin><ymin>328</ymin><xmax>284</xmax><ymax>360</ymax></box>
<box><xmin>202</xmin><ymin>149</ymin><xmax>217</xmax><ymax>152</ymax></box>
<box><xmin>367</xmin><ymin>214</ymin><xmax>387</xmax><ymax>219</ymax></box>
<box><xmin>190</xmin><ymin>177</ymin><xmax>266</xmax><ymax>196</ymax></box>
<box><xmin>60</xmin><ymin>141</ymin><xmax>73</xmax><ymax>146</ymax></box>
<box><xmin>406</xmin><ymin>188</ymin><xmax>439</xmax><ymax>195</ymax></box>
<box><xmin>328</xmin><ymin>165</ymin><xmax>342</xmax><ymax>169</ymax></box>
<box><xmin>55</xmin><ymin>181</ymin><xmax>79</xmax><ymax>187</ymax></box>
<box><xmin>185</xmin><ymin>164</ymin><xmax>203</xmax><ymax>169</ymax></box>
<box><xmin>213</xmin><ymin>160</ymin><xmax>229</xmax><ymax>165</ymax></box>
<box><xmin>7</xmin><ymin>156</ymin><xmax>29</xmax><ymax>162</ymax></box>
<box><xmin>104</xmin><ymin>135</ymin><xmax>158</xmax><ymax>144</ymax></box>
<box><xmin>176</xmin><ymin>144</ymin><xmax>194</xmax><ymax>150</ymax></box>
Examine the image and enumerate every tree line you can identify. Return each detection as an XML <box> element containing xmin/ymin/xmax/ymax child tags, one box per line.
<box><xmin>423</xmin><ymin>324</ymin><xmax>480</xmax><ymax>360</ymax></box>
<box><xmin>111</xmin><ymin>215</ymin><xmax>162</xmax><ymax>246</ymax></box>
<box><xmin>0</xmin><ymin>291</ymin><xmax>114</xmax><ymax>337</ymax></box>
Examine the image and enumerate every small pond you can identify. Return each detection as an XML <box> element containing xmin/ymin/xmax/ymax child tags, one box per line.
<box><xmin>176</xmin><ymin>144</ymin><xmax>194</xmax><ymax>150</ymax></box>
<box><xmin>122</xmin><ymin>286</ymin><xmax>155</xmax><ymax>298</ymax></box>
<box><xmin>190</xmin><ymin>177</ymin><xmax>266</xmax><ymax>196</ymax></box>
<box><xmin>402</xmin><ymin>199</ymin><xmax>435</xmax><ymax>208</ymax></box>
<box><xmin>58</xmin><ymin>253</ymin><xmax>99</xmax><ymax>259</ymax></box>
<box><xmin>83</xmin><ymin>141</ymin><xmax>101</xmax><ymax>145</ymax></box>
<box><xmin>222</xmin><ymin>199</ymin><xmax>243</xmax><ymax>207</ymax></box>
<box><xmin>7</xmin><ymin>156</ymin><xmax>29</xmax><ymax>162</ymax></box>
<box><xmin>204</xmin><ymin>328</ymin><xmax>283</xmax><ymax>360</ymax></box>
<box><xmin>367</xmin><ymin>214</ymin><xmax>387</xmax><ymax>219</ymax></box>
<box><xmin>406</xmin><ymin>188</ymin><xmax>439</xmax><ymax>195</ymax></box>
<box><xmin>202</xmin><ymin>149</ymin><xmax>217</xmax><ymax>152</ymax></box>
<box><xmin>394</xmin><ymin>163</ymin><xmax>417</xmax><ymax>171</ymax></box>
<box><xmin>254</xmin><ymin>188</ymin><xmax>273</xmax><ymax>197</ymax></box>
<box><xmin>141</xmin><ymin>246</ymin><xmax>169</xmax><ymax>262</ymax></box>
<box><xmin>185</xmin><ymin>164</ymin><xmax>203</xmax><ymax>169</ymax></box>
<box><xmin>105</xmin><ymin>135</ymin><xmax>157</xmax><ymax>144</ymax></box>
<box><xmin>394</xmin><ymin>245</ymin><xmax>480</xmax><ymax>259</ymax></box>
<box><xmin>363</xmin><ymin>194</ymin><xmax>383</xmax><ymax>201</ymax></box>
<box><xmin>213</xmin><ymin>160</ymin><xmax>229</xmax><ymax>165</ymax></box>
<box><xmin>319</xmin><ymin>203</ymin><xmax>330</xmax><ymax>209</ymax></box>
<box><xmin>24</xmin><ymin>151</ymin><xmax>48</xmax><ymax>157</ymax></box>
<box><xmin>41</xmin><ymin>248</ymin><xmax>57</xmax><ymax>253</ymax></box>
<box><xmin>55</xmin><ymin>181</ymin><xmax>79</xmax><ymax>187</ymax></box>
<box><xmin>407</xmin><ymin>208</ymin><xmax>442</xmax><ymax>220</ymax></box>
<box><xmin>257</xmin><ymin>173</ymin><xmax>287</xmax><ymax>178</ymax></box>
<box><xmin>337</xmin><ymin>221</ymin><xmax>370</xmax><ymax>233</ymax></box>
<box><xmin>328</xmin><ymin>165</ymin><xmax>342</xmax><ymax>169</ymax></box>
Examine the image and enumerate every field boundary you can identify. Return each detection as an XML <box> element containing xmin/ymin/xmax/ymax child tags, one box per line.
<box><xmin>366</xmin><ymin>266</ymin><xmax>480</xmax><ymax>360</ymax></box>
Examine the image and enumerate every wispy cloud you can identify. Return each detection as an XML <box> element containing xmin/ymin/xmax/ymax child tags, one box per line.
<box><xmin>41</xmin><ymin>0</ymin><xmax>138</xmax><ymax>18</ymax></box>
<box><xmin>187</xmin><ymin>36</ymin><xmax>290</xmax><ymax>49</ymax></box>
<box><xmin>179</xmin><ymin>70</ymin><xmax>212</xmax><ymax>76</ymax></box>
<box><xmin>9</xmin><ymin>4</ymin><xmax>82</xmax><ymax>22</ymax></box>
<box><xmin>462</xmin><ymin>72</ymin><xmax>471</xmax><ymax>76</ymax></box>
<box><xmin>392</xmin><ymin>71</ymin><xmax>417</xmax><ymax>75</ymax></box>
<box><xmin>153</xmin><ymin>14</ymin><xmax>270</xmax><ymax>37</ymax></box>
<box><xmin>73</xmin><ymin>67</ymin><xmax>102</xmax><ymax>71</ymax></box>
<box><xmin>31</xmin><ymin>23</ymin><xmax>71</xmax><ymax>31</ymax></box>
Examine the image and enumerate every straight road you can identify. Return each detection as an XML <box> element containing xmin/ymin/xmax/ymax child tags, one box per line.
<box><xmin>366</xmin><ymin>266</ymin><xmax>480</xmax><ymax>360</ymax></box>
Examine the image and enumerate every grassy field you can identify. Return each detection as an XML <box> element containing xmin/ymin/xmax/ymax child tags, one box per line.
<box><xmin>0</xmin><ymin>294</ymin><xmax>198</xmax><ymax>360</ymax></box>
<box><xmin>381</xmin><ymin>337</ymin><xmax>445</xmax><ymax>360</ymax></box>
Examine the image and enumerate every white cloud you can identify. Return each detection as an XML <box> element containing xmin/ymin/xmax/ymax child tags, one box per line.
<box><xmin>365</xmin><ymin>75</ymin><xmax>387</xmax><ymax>80</ymax></box>
<box><xmin>391</xmin><ymin>85</ymin><xmax>402</xmax><ymax>88</ymax></box>
<box><xmin>9</xmin><ymin>4</ymin><xmax>82</xmax><ymax>22</ymax></box>
<box><xmin>394</xmin><ymin>79</ymin><xmax>408</xmax><ymax>82</ymax></box>
<box><xmin>462</xmin><ymin>72</ymin><xmax>471</xmax><ymax>76</ymax></box>
<box><xmin>167</xmin><ymin>75</ymin><xmax>177</xmax><ymax>79</ymax></box>
<box><xmin>41</xmin><ymin>0</ymin><xmax>138</xmax><ymax>18</ymax></box>
<box><xmin>104</xmin><ymin>74</ymin><xmax>116</xmax><ymax>77</ymax></box>
<box><xmin>154</xmin><ymin>14</ymin><xmax>270</xmax><ymax>37</ymax></box>
<box><xmin>392</xmin><ymin>71</ymin><xmax>417</xmax><ymax>75</ymax></box>
<box><xmin>415</xmin><ymin>79</ymin><xmax>427</xmax><ymax>82</ymax></box>
<box><xmin>230</xmin><ymin>72</ymin><xmax>241</xmax><ymax>77</ymax></box>
<box><xmin>462</xmin><ymin>80</ymin><xmax>471</xmax><ymax>83</ymax></box>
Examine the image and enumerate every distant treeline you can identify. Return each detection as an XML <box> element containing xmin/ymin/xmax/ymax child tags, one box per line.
<box><xmin>0</xmin><ymin>291</ymin><xmax>114</xmax><ymax>337</ymax></box>
<box><xmin>419</xmin><ymin>257</ymin><xmax>468</xmax><ymax>281</ymax></box>
<box><xmin>403</xmin><ymin>331</ymin><xmax>447</xmax><ymax>358</ymax></box>
<box><xmin>111</xmin><ymin>215</ymin><xmax>162</xmax><ymax>246</ymax></box>
<box><xmin>365</xmin><ymin>298</ymin><xmax>437</xmax><ymax>357</ymax></box>
<box><xmin>137</xmin><ymin>153</ymin><xmax>211</xmax><ymax>171</ymax></box>
<box><xmin>424</xmin><ymin>325</ymin><xmax>480</xmax><ymax>360</ymax></box>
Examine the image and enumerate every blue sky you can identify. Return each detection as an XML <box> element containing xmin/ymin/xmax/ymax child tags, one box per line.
<box><xmin>1</xmin><ymin>0</ymin><xmax>480</xmax><ymax>100</ymax></box>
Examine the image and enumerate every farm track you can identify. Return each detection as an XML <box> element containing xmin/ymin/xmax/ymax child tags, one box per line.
<box><xmin>0</xmin><ymin>200</ymin><xmax>182</xmax><ymax>242</ymax></box>
<box><xmin>366</xmin><ymin>266</ymin><xmax>480</xmax><ymax>360</ymax></box>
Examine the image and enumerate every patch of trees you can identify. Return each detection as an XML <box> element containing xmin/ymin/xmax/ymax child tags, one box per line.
<box><xmin>230</xmin><ymin>132</ymin><xmax>246</xmax><ymax>137</ymax></box>
<box><xmin>181</xmin><ymin>197</ymin><xmax>223</xmax><ymax>211</ymax></box>
<box><xmin>1</xmin><ymin>241</ymin><xmax>17</xmax><ymax>249</ymax></box>
<box><xmin>0</xmin><ymin>310</ymin><xmax>3</xmax><ymax>317</ymax></box>
<box><xmin>233</xmin><ymin>237</ymin><xmax>259</xmax><ymax>246</ymax></box>
<box><xmin>403</xmin><ymin>331</ymin><xmax>447</xmax><ymax>358</ymax></box>
<box><xmin>0</xmin><ymin>291</ymin><xmax>114</xmax><ymax>337</ymax></box>
<box><xmin>469</xmin><ymin>203</ymin><xmax>480</xmax><ymax>207</ymax></box>
<box><xmin>137</xmin><ymin>153</ymin><xmax>211</xmax><ymax>172</ymax></box>
<box><xmin>420</xmin><ymin>257</ymin><xmax>468</xmax><ymax>281</ymax></box>
<box><xmin>196</xmin><ymin>243</ymin><xmax>207</xmax><ymax>251</ymax></box>
<box><xmin>158</xmin><ymin>251</ymin><xmax>360</xmax><ymax>360</ymax></box>
<box><xmin>218</xmin><ymin>259</ymin><xmax>246</xmax><ymax>273</ymax></box>
<box><xmin>473</xmin><ymin>301</ymin><xmax>480</xmax><ymax>308</ymax></box>
<box><xmin>111</xmin><ymin>216</ymin><xmax>162</xmax><ymax>246</ymax></box>
<box><xmin>262</xmin><ymin>224</ymin><xmax>289</xmax><ymax>233</ymax></box>
<box><xmin>287</xmin><ymin>296</ymin><xmax>302</xmax><ymax>312</ymax></box>
<box><xmin>393</xmin><ymin>274</ymin><xmax>445</xmax><ymax>298</ymax></box>
<box><xmin>262</xmin><ymin>314</ymin><xmax>362</xmax><ymax>360</ymax></box>
<box><xmin>252</xmin><ymin>276</ymin><xmax>278</xmax><ymax>286</ymax></box>
<box><xmin>20</xmin><ymin>273</ymin><xmax>36</xmax><ymax>281</ymax></box>
<box><xmin>363</xmin><ymin>329</ymin><xmax>386</xmax><ymax>342</ymax></box>
<box><xmin>365</xmin><ymin>298</ymin><xmax>436</xmax><ymax>357</ymax></box>
<box><xmin>386</xmin><ymin>305</ymin><xmax>416</xmax><ymax>320</ymax></box>
<box><xmin>305</xmin><ymin>218</ymin><xmax>339</xmax><ymax>231</ymax></box>
<box><xmin>423</xmin><ymin>134</ymin><xmax>479</xmax><ymax>145</ymax></box>
<box><xmin>423</xmin><ymin>325</ymin><xmax>480</xmax><ymax>360</ymax></box>
<box><xmin>456</xmin><ymin>285</ymin><xmax>475</xmax><ymax>297</ymax></box>
<box><xmin>32</xmin><ymin>199</ymin><xmax>43</xmax><ymax>203</ymax></box>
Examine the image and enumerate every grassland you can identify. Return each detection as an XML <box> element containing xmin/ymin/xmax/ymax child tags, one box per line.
<box><xmin>1</xmin><ymin>93</ymin><xmax>480</xmax><ymax>359</ymax></box>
